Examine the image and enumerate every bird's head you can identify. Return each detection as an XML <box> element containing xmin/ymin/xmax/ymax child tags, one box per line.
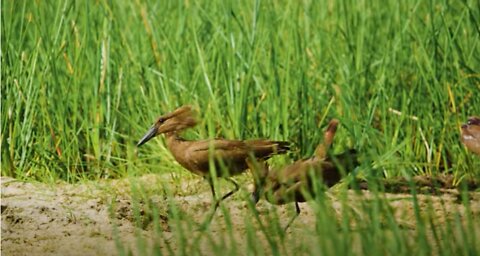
<box><xmin>137</xmin><ymin>105</ymin><xmax>198</xmax><ymax>147</ymax></box>
<box><xmin>315</xmin><ymin>119</ymin><xmax>339</xmax><ymax>159</ymax></box>
<box><xmin>460</xmin><ymin>116</ymin><xmax>480</xmax><ymax>155</ymax></box>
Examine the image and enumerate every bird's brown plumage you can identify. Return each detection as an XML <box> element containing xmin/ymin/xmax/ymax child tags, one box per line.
<box><xmin>249</xmin><ymin>119</ymin><xmax>358</xmax><ymax>230</ymax></box>
<box><xmin>461</xmin><ymin>116</ymin><xmax>480</xmax><ymax>155</ymax></box>
<box><xmin>138</xmin><ymin>105</ymin><xmax>290</xmax><ymax>178</ymax></box>
<box><xmin>137</xmin><ymin>105</ymin><xmax>291</xmax><ymax>214</ymax></box>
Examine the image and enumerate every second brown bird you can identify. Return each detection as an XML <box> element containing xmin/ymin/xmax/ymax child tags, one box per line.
<box><xmin>249</xmin><ymin>119</ymin><xmax>358</xmax><ymax>230</ymax></box>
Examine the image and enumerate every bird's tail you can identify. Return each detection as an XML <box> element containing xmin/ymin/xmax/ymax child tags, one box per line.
<box><xmin>247</xmin><ymin>140</ymin><xmax>291</xmax><ymax>158</ymax></box>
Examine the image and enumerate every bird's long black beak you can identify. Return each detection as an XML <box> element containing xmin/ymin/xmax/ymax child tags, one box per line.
<box><xmin>137</xmin><ymin>126</ymin><xmax>157</xmax><ymax>147</ymax></box>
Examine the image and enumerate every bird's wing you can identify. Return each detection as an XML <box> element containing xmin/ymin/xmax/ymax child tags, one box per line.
<box><xmin>189</xmin><ymin>139</ymin><xmax>248</xmax><ymax>152</ymax></box>
<box><xmin>183</xmin><ymin>139</ymin><xmax>253</xmax><ymax>167</ymax></box>
<box><xmin>245</xmin><ymin>139</ymin><xmax>290</xmax><ymax>158</ymax></box>
<box><xmin>275</xmin><ymin>160</ymin><xmax>312</xmax><ymax>184</ymax></box>
<box><xmin>275</xmin><ymin>158</ymin><xmax>336</xmax><ymax>185</ymax></box>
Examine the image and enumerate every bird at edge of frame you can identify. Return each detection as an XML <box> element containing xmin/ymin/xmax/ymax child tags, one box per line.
<box><xmin>461</xmin><ymin>116</ymin><xmax>480</xmax><ymax>156</ymax></box>
<box><xmin>248</xmin><ymin>118</ymin><xmax>359</xmax><ymax>231</ymax></box>
<box><xmin>136</xmin><ymin>105</ymin><xmax>291</xmax><ymax>229</ymax></box>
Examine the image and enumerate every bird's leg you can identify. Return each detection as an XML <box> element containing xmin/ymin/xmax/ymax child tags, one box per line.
<box><xmin>197</xmin><ymin>179</ymin><xmax>218</xmax><ymax>231</ymax></box>
<box><xmin>208</xmin><ymin>178</ymin><xmax>217</xmax><ymax>204</ymax></box>
<box><xmin>246</xmin><ymin>158</ymin><xmax>269</xmax><ymax>204</ymax></box>
<box><xmin>269</xmin><ymin>182</ymin><xmax>303</xmax><ymax>232</ymax></box>
<box><xmin>224</xmin><ymin>178</ymin><xmax>240</xmax><ymax>200</ymax></box>
<box><xmin>283</xmin><ymin>201</ymin><xmax>301</xmax><ymax>232</ymax></box>
<box><xmin>212</xmin><ymin>178</ymin><xmax>239</xmax><ymax>210</ymax></box>
<box><xmin>198</xmin><ymin>178</ymin><xmax>240</xmax><ymax>231</ymax></box>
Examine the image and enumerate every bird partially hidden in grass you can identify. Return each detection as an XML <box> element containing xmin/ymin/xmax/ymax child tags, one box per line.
<box><xmin>248</xmin><ymin>119</ymin><xmax>358</xmax><ymax>231</ymax></box>
<box><xmin>137</xmin><ymin>105</ymin><xmax>291</xmax><ymax>227</ymax></box>
<box><xmin>461</xmin><ymin>116</ymin><xmax>480</xmax><ymax>156</ymax></box>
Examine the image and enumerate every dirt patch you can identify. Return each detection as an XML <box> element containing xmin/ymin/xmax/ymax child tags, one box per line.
<box><xmin>1</xmin><ymin>176</ymin><xmax>153</xmax><ymax>255</ymax></box>
<box><xmin>1</xmin><ymin>175</ymin><xmax>479</xmax><ymax>255</ymax></box>
<box><xmin>353</xmin><ymin>174</ymin><xmax>480</xmax><ymax>193</ymax></box>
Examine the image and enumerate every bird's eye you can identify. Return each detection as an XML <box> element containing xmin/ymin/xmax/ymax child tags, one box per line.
<box><xmin>158</xmin><ymin>118</ymin><xmax>165</xmax><ymax>123</ymax></box>
<box><xmin>468</xmin><ymin>119</ymin><xmax>476</xmax><ymax>125</ymax></box>
<box><xmin>467</xmin><ymin>117</ymin><xmax>480</xmax><ymax>126</ymax></box>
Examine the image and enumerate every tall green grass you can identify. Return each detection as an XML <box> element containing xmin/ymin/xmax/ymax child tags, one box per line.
<box><xmin>2</xmin><ymin>0</ymin><xmax>479</xmax><ymax>181</ymax></box>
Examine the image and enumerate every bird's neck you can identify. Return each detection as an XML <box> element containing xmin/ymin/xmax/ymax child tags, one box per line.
<box><xmin>164</xmin><ymin>132</ymin><xmax>184</xmax><ymax>149</ymax></box>
<box><xmin>164</xmin><ymin>132</ymin><xmax>199</xmax><ymax>172</ymax></box>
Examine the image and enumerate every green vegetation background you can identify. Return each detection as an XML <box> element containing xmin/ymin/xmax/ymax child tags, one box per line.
<box><xmin>2</xmin><ymin>0</ymin><xmax>479</xmax><ymax>182</ymax></box>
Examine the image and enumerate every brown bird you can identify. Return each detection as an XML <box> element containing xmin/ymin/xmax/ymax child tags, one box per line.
<box><xmin>461</xmin><ymin>116</ymin><xmax>480</xmax><ymax>155</ymax></box>
<box><xmin>249</xmin><ymin>119</ymin><xmax>358</xmax><ymax>230</ymax></box>
<box><xmin>137</xmin><ymin>105</ymin><xmax>291</xmax><ymax>213</ymax></box>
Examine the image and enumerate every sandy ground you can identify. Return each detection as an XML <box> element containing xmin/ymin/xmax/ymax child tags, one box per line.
<box><xmin>1</xmin><ymin>174</ymin><xmax>480</xmax><ymax>255</ymax></box>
